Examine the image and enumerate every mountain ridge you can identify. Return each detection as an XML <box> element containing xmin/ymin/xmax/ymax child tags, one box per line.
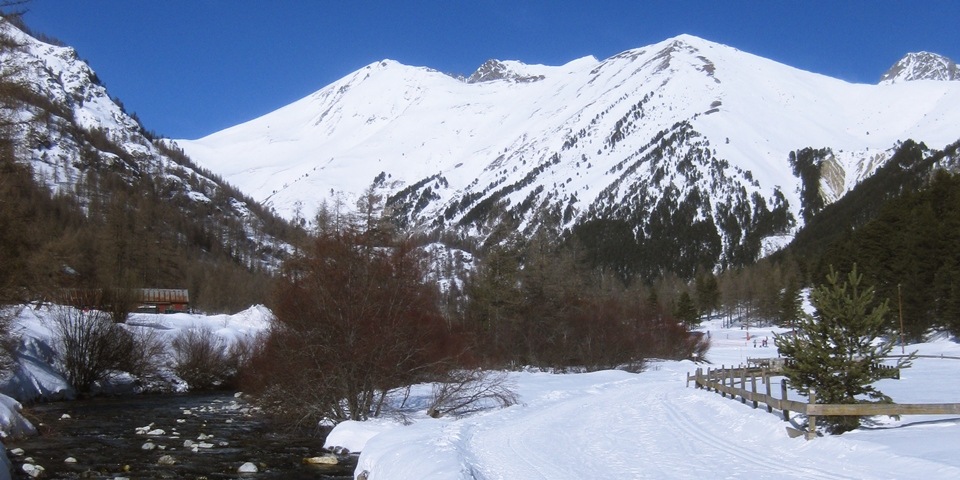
<box><xmin>177</xmin><ymin>35</ymin><xmax>960</xmax><ymax>269</ymax></box>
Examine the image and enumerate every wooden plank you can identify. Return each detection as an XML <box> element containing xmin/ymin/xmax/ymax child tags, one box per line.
<box><xmin>807</xmin><ymin>403</ymin><xmax>960</xmax><ymax>416</ymax></box>
<box><xmin>780</xmin><ymin>399</ymin><xmax>808</xmax><ymax>413</ymax></box>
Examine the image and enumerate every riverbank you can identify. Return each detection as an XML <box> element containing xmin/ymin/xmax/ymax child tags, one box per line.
<box><xmin>0</xmin><ymin>305</ymin><xmax>279</xmax><ymax>478</ymax></box>
<box><xmin>7</xmin><ymin>392</ymin><xmax>356</xmax><ymax>479</ymax></box>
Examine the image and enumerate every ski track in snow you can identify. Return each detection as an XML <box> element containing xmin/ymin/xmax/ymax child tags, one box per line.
<box><xmin>454</xmin><ymin>372</ymin><xmax>959</xmax><ymax>480</ymax></box>
<box><xmin>331</xmin><ymin>325</ymin><xmax>960</xmax><ymax>480</ymax></box>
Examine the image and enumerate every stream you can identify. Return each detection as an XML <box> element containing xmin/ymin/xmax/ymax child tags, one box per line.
<box><xmin>5</xmin><ymin>393</ymin><xmax>357</xmax><ymax>479</ymax></box>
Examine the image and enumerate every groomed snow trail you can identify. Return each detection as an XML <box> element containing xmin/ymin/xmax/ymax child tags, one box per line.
<box><xmin>340</xmin><ymin>330</ymin><xmax>960</xmax><ymax>480</ymax></box>
<box><xmin>455</xmin><ymin>367</ymin><xmax>960</xmax><ymax>480</ymax></box>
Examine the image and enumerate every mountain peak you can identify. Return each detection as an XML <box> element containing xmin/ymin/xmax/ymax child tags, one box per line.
<box><xmin>466</xmin><ymin>59</ymin><xmax>546</xmax><ymax>84</ymax></box>
<box><xmin>879</xmin><ymin>51</ymin><xmax>959</xmax><ymax>84</ymax></box>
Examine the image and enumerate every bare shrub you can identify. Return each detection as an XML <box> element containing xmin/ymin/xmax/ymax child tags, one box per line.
<box><xmin>124</xmin><ymin>326</ymin><xmax>166</xmax><ymax>379</ymax></box>
<box><xmin>226</xmin><ymin>333</ymin><xmax>259</xmax><ymax>374</ymax></box>
<box><xmin>222</xmin><ymin>333</ymin><xmax>262</xmax><ymax>390</ymax></box>
<box><xmin>50</xmin><ymin>306</ymin><xmax>136</xmax><ymax>392</ymax></box>
<box><xmin>170</xmin><ymin>327</ymin><xmax>233</xmax><ymax>390</ymax></box>
<box><xmin>426</xmin><ymin>369</ymin><xmax>518</xmax><ymax>418</ymax></box>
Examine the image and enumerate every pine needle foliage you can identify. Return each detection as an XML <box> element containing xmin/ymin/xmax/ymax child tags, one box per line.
<box><xmin>775</xmin><ymin>265</ymin><xmax>913</xmax><ymax>434</ymax></box>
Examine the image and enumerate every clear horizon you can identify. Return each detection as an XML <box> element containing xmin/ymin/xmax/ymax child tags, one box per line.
<box><xmin>17</xmin><ymin>0</ymin><xmax>960</xmax><ymax>140</ymax></box>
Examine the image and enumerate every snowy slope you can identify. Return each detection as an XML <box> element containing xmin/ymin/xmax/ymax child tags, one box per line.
<box><xmin>326</xmin><ymin>321</ymin><xmax>960</xmax><ymax>480</ymax></box>
<box><xmin>179</xmin><ymin>35</ymin><xmax>960</xmax><ymax>246</ymax></box>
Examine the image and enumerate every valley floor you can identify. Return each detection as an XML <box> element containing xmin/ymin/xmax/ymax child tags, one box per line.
<box><xmin>2</xmin><ymin>307</ymin><xmax>958</xmax><ymax>479</ymax></box>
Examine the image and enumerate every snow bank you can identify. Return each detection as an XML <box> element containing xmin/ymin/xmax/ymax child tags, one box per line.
<box><xmin>0</xmin><ymin>304</ymin><xmax>276</xmax><ymax>440</ymax></box>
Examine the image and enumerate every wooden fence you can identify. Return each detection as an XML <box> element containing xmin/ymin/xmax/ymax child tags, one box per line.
<box><xmin>686</xmin><ymin>363</ymin><xmax>960</xmax><ymax>440</ymax></box>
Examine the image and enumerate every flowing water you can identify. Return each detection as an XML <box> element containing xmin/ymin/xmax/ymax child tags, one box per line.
<box><xmin>6</xmin><ymin>393</ymin><xmax>356</xmax><ymax>479</ymax></box>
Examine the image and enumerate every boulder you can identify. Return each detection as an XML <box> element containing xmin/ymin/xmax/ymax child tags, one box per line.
<box><xmin>302</xmin><ymin>454</ymin><xmax>338</xmax><ymax>465</ymax></box>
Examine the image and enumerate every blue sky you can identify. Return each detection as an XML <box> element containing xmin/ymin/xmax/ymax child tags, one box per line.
<box><xmin>18</xmin><ymin>0</ymin><xmax>960</xmax><ymax>140</ymax></box>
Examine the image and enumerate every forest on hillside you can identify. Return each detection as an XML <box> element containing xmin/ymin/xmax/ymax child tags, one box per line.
<box><xmin>785</xmin><ymin>140</ymin><xmax>960</xmax><ymax>339</ymax></box>
<box><xmin>0</xmin><ymin>16</ymin><xmax>301</xmax><ymax>314</ymax></box>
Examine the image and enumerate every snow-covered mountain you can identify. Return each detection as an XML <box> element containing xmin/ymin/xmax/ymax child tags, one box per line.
<box><xmin>0</xmin><ymin>17</ymin><xmax>292</xmax><ymax>302</ymax></box>
<box><xmin>177</xmin><ymin>35</ymin><xmax>960</xmax><ymax>269</ymax></box>
<box><xmin>880</xmin><ymin>52</ymin><xmax>960</xmax><ymax>84</ymax></box>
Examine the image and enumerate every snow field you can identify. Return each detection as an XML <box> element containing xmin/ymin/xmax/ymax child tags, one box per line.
<box><xmin>329</xmin><ymin>319</ymin><xmax>960</xmax><ymax>479</ymax></box>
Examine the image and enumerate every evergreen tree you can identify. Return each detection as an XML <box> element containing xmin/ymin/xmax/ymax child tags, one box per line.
<box><xmin>674</xmin><ymin>290</ymin><xmax>699</xmax><ymax>326</ymax></box>
<box><xmin>694</xmin><ymin>270</ymin><xmax>720</xmax><ymax>320</ymax></box>
<box><xmin>776</xmin><ymin>279</ymin><xmax>803</xmax><ymax>327</ymax></box>
<box><xmin>464</xmin><ymin>239</ymin><xmax>524</xmax><ymax>360</ymax></box>
<box><xmin>774</xmin><ymin>265</ymin><xmax>912</xmax><ymax>434</ymax></box>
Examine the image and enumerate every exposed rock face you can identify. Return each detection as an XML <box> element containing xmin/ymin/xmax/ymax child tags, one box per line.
<box><xmin>466</xmin><ymin>59</ymin><xmax>546</xmax><ymax>83</ymax></box>
<box><xmin>880</xmin><ymin>52</ymin><xmax>960</xmax><ymax>84</ymax></box>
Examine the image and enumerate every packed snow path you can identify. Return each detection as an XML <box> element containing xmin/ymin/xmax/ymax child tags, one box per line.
<box><xmin>333</xmin><ymin>325</ymin><xmax>960</xmax><ymax>479</ymax></box>
<box><xmin>459</xmin><ymin>370</ymin><xmax>949</xmax><ymax>480</ymax></box>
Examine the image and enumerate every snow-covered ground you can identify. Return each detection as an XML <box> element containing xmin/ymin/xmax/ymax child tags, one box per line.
<box><xmin>327</xmin><ymin>319</ymin><xmax>960</xmax><ymax>479</ymax></box>
<box><xmin>1</xmin><ymin>305</ymin><xmax>958</xmax><ymax>479</ymax></box>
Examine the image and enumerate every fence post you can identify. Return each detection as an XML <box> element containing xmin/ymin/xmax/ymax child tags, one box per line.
<box><xmin>750</xmin><ymin>372</ymin><xmax>758</xmax><ymax>409</ymax></box>
<box><xmin>764</xmin><ymin>368</ymin><xmax>773</xmax><ymax>413</ymax></box>
<box><xmin>781</xmin><ymin>378</ymin><xmax>790</xmax><ymax>421</ymax></box>
<box><xmin>806</xmin><ymin>389</ymin><xmax>817</xmax><ymax>440</ymax></box>
<box><xmin>721</xmin><ymin>366</ymin><xmax>727</xmax><ymax>397</ymax></box>
<box><xmin>720</xmin><ymin>365</ymin><xmax>733</xmax><ymax>398</ymax></box>
<box><xmin>740</xmin><ymin>367</ymin><xmax>747</xmax><ymax>404</ymax></box>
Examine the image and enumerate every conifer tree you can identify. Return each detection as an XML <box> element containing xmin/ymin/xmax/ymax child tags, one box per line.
<box><xmin>774</xmin><ymin>265</ymin><xmax>912</xmax><ymax>434</ymax></box>
<box><xmin>694</xmin><ymin>271</ymin><xmax>720</xmax><ymax>319</ymax></box>
<box><xmin>674</xmin><ymin>290</ymin><xmax>699</xmax><ymax>326</ymax></box>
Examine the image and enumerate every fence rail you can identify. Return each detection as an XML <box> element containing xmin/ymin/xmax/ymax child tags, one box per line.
<box><xmin>686</xmin><ymin>363</ymin><xmax>960</xmax><ymax>440</ymax></box>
